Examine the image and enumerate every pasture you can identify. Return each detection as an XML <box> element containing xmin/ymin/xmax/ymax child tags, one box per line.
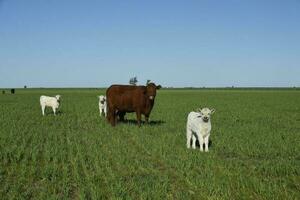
<box><xmin>0</xmin><ymin>88</ymin><xmax>299</xmax><ymax>199</ymax></box>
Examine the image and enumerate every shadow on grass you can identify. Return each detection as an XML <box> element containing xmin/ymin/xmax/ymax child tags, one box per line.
<box><xmin>43</xmin><ymin>110</ymin><xmax>63</xmax><ymax>116</ymax></box>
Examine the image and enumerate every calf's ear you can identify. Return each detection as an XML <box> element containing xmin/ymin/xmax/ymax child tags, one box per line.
<box><xmin>156</xmin><ymin>85</ymin><xmax>162</xmax><ymax>89</ymax></box>
<box><xmin>195</xmin><ymin>108</ymin><xmax>202</xmax><ymax>113</ymax></box>
<box><xmin>210</xmin><ymin>108</ymin><xmax>216</xmax><ymax>114</ymax></box>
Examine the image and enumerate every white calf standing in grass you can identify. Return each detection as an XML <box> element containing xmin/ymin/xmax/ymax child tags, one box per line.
<box><xmin>186</xmin><ymin>108</ymin><xmax>215</xmax><ymax>152</ymax></box>
<box><xmin>98</xmin><ymin>95</ymin><xmax>107</xmax><ymax>117</ymax></box>
<box><xmin>40</xmin><ymin>95</ymin><xmax>61</xmax><ymax>116</ymax></box>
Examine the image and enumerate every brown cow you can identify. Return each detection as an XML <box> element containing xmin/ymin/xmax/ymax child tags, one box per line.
<box><xmin>106</xmin><ymin>83</ymin><xmax>161</xmax><ymax>126</ymax></box>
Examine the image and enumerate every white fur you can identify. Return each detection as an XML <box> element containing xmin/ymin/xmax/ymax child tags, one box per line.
<box><xmin>98</xmin><ymin>95</ymin><xmax>107</xmax><ymax>117</ymax></box>
<box><xmin>186</xmin><ymin>108</ymin><xmax>215</xmax><ymax>152</ymax></box>
<box><xmin>40</xmin><ymin>95</ymin><xmax>61</xmax><ymax>116</ymax></box>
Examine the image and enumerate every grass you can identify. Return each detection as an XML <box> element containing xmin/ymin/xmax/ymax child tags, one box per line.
<box><xmin>0</xmin><ymin>88</ymin><xmax>299</xmax><ymax>199</ymax></box>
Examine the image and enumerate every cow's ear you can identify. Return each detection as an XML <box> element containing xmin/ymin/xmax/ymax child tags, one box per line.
<box><xmin>156</xmin><ymin>85</ymin><xmax>162</xmax><ymax>90</ymax></box>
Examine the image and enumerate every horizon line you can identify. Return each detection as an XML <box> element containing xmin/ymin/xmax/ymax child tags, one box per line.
<box><xmin>1</xmin><ymin>86</ymin><xmax>299</xmax><ymax>90</ymax></box>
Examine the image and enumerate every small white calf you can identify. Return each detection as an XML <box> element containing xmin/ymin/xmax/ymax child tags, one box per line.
<box><xmin>40</xmin><ymin>95</ymin><xmax>61</xmax><ymax>116</ymax></box>
<box><xmin>186</xmin><ymin>108</ymin><xmax>215</xmax><ymax>152</ymax></box>
<box><xmin>98</xmin><ymin>95</ymin><xmax>107</xmax><ymax>117</ymax></box>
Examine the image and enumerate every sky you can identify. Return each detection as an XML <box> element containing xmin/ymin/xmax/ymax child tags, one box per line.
<box><xmin>0</xmin><ymin>0</ymin><xmax>299</xmax><ymax>88</ymax></box>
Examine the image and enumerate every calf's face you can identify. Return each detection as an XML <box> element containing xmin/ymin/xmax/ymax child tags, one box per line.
<box><xmin>197</xmin><ymin>108</ymin><xmax>215</xmax><ymax>123</ymax></box>
<box><xmin>99</xmin><ymin>96</ymin><xmax>106</xmax><ymax>104</ymax></box>
<box><xmin>56</xmin><ymin>95</ymin><xmax>61</xmax><ymax>103</ymax></box>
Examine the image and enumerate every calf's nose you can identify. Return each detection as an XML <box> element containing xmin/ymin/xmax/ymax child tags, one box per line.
<box><xmin>203</xmin><ymin>117</ymin><xmax>209</xmax><ymax>122</ymax></box>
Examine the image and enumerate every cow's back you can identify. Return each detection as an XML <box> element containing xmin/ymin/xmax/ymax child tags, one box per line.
<box><xmin>106</xmin><ymin>85</ymin><xmax>143</xmax><ymax>98</ymax></box>
<box><xmin>106</xmin><ymin>85</ymin><xmax>145</xmax><ymax>111</ymax></box>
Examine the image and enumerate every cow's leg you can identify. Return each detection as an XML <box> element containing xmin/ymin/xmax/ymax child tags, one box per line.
<box><xmin>136</xmin><ymin>110</ymin><xmax>142</xmax><ymax>127</ymax></box>
<box><xmin>107</xmin><ymin>105</ymin><xmax>112</xmax><ymax>122</ymax></box>
<box><xmin>99</xmin><ymin>106</ymin><xmax>102</xmax><ymax>116</ymax></box>
<box><xmin>118</xmin><ymin>112</ymin><xmax>126</xmax><ymax>122</ymax></box>
<box><xmin>111</xmin><ymin>108</ymin><xmax>116</xmax><ymax>126</ymax></box>
<box><xmin>107</xmin><ymin>106</ymin><xmax>115</xmax><ymax>126</ymax></box>
<box><xmin>145</xmin><ymin>115</ymin><xmax>149</xmax><ymax>124</ymax></box>
<box><xmin>107</xmin><ymin>109</ymin><xmax>111</xmax><ymax>122</ymax></box>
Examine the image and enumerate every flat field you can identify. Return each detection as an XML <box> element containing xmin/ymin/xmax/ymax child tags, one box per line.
<box><xmin>0</xmin><ymin>88</ymin><xmax>299</xmax><ymax>199</ymax></box>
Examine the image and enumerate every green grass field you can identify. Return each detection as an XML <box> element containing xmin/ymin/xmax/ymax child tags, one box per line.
<box><xmin>0</xmin><ymin>88</ymin><xmax>299</xmax><ymax>199</ymax></box>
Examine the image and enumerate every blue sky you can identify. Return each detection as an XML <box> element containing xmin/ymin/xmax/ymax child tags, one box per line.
<box><xmin>0</xmin><ymin>0</ymin><xmax>299</xmax><ymax>88</ymax></box>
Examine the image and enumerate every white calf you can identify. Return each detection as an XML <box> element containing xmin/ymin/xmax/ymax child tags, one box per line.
<box><xmin>98</xmin><ymin>95</ymin><xmax>107</xmax><ymax>117</ymax></box>
<box><xmin>40</xmin><ymin>95</ymin><xmax>61</xmax><ymax>116</ymax></box>
<box><xmin>186</xmin><ymin>108</ymin><xmax>215</xmax><ymax>152</ymax></box>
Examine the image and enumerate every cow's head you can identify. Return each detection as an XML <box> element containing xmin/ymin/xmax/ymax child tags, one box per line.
<box><xmin>196</xmin><ymin>108</ymin><xmax>215</xmax><ymax>123</ymax></box>
<box><xmin>146</xmin><ymin>83</ymin><xmax>161</xmax><ymax>100</ymax></box>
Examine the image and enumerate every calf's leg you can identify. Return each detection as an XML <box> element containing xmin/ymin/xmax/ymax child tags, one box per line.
<box><xmin>186</xmin><ymin>128</ymin><xmax>192</xmax><ymax>148</ymax></box>
<box><xmin>204</xmin><ymin>136</ymin><xmax>209</xmax><ymax>152</ymax></box>
<box><xmin>41</xmin><ymin>105</ymin><xmax>45</xmax><ymax>116</ymax></box>
<box><xmin>104</xmin><ymin>106</ymin><xmax>107</xmax><ymax>117</ymax></box>
<box><xmin>192</xmin><ymin>135</ymin><xmax>197</xmax><ymax>149</ymax></box>
<box><xmin>199</xmin><ymin>136</ymin><xmax>204</xmax><ymax>152</ymax></box>
<box><xmin>52</xmin><ymin>107</ymin><xmax>56</xmax><ymax>116</ymax></box>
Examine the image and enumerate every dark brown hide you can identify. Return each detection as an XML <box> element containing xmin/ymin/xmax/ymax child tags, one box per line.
<box><xmin>106</xmin><ymin>83</ymin><xmax>161</xmax><ymax>126</ymax></box>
